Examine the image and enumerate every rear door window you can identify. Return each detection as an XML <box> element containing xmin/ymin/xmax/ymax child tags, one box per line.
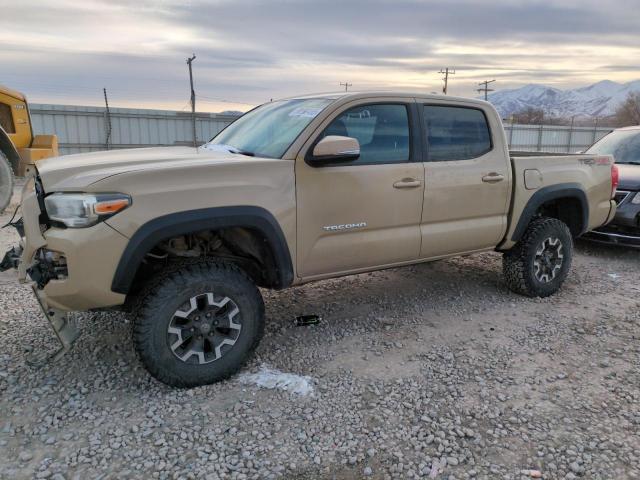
<box><xmin>423</xmin><ymin>105</ymin><xmax>491</xmax><ymax>161</ymax></box>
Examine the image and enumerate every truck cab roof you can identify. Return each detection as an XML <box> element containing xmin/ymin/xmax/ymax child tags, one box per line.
<box><xmin>281</xmin><ymin>91</ymin><xmax>491</xmax><ymax>108</ymax></box>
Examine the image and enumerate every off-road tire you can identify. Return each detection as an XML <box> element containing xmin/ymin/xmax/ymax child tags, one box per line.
<box><xmin>503</xmin><ymin>217</ymin><xmax>573</xmax><ymax>298</ymax></box>
<box><xmin>133</xmin><ymin>261</ymin><xmax>264</xmax><ymax>388</ymax></box>
<box><xmin>0</xmin><ymin>151</ymin><xmax>14</xmax><ymax>213</ymax></box>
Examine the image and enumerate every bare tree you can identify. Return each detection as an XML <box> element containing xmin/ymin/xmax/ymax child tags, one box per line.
<box><xmin>615</xmin><ymin>92</ymin><xmax>640</xmax><ymax>127</ymax></box>
<box><xmin>512</xmin><ymin>107</ymin><xmax>545</xmax><ymax>124</ymax></box>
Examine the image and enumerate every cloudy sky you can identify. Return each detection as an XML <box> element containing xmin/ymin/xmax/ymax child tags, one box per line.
<box><xmin>2</xmin><ymin>0</ymin><xmax>639</xmax><ymax>112</ymax></box>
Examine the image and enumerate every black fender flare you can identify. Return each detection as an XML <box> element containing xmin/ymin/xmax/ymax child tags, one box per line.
<box><xmin>0</xmin><ymin>126</ymin><xmax>21</xmax><ymax>173</ymax></box>
<box><xmin>511</xmin><ymin>183</ymin><xmax>589</xmax><ymax>242</ymax></box>
<box><xmin>111</xmin><ymin>206</ymin><xmax>294</xmax><ymax>294</ymax></box>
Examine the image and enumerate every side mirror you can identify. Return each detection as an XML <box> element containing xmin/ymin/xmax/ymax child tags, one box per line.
<box><xmin>309</xmin><ymin>136</ymin><xmax>360</xmax><ymax>165</ymax></box>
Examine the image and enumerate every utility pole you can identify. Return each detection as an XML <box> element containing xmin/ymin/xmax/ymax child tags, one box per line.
<box><xmin>186</xmin><ymin>54</ymin><xmax>197</xmax><ymax>147</ymax></box>
<box><xmin>103</xmin><ymin>88</ymin><xmax>112</xmax><ymax>150</ymax></box>
<box><xmin>477</xmin><ymin>79</ymin><xmax>496</xmax><ymax>101</ymax></box>
<box><xmin>340</xmin><ymin>82</ymin><xmax>352</xmax><ymax>92</ymax></box>
<box><xmin>438</xmin><ymin>68</ymin><xmax>455</xmax><ymax>95</ymax></box>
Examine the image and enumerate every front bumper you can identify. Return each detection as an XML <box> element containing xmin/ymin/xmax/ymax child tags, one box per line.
<box><xmin>5</xmin><ymin>176</ymin><xmax>130</xmax><ymax>311</ymax></box>
<box><xmin>583</xmin><ymin>190</ymin><xmax>640</xmax><ymax>248</ymax></box>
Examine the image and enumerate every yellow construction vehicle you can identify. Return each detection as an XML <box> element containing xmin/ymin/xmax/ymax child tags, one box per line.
<box><xmin>0</xmin><ymin>84</ymin><xmax>59</xmax><ymax>212</ymax></box>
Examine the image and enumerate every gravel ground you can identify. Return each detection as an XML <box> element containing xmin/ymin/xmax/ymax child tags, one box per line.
<box><xmin>1</xmin><ymin>185</ymin><xmax>639</xmax><ymax>480</ymax></box>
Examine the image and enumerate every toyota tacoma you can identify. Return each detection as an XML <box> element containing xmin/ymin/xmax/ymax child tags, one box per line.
<box><xmin>1</xmin><ymin>92</ymin><xmax>618</xmax><ymax>387</ymax></box>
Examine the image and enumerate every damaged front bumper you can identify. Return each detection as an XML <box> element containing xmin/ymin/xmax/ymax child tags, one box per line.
<box><xmin>1</xmin><ymin>244</ymin><xmax>80</xmax><ymax>364</ymax></box>
<box><xmin>2</xmin><ymin>173</ymin><xmax>130</xmax><ymax>364</ymax></box>
<box><xmin>0</xmin><ymin>176</ymin><xmax>79</xmax><ymax>364</ymax></box>
<box><xmin>28</xmin><ymin>283</ymin><xmax>80</xmax><ymax>364</ymax></box>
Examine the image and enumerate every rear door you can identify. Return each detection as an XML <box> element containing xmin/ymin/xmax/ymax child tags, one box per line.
<box><xmin>296</xmin><ymin>99</ymin><xmax>425</xmax><ymax>278</ymax></box>
<box><xmin>419</xmin><ymin>102</ymin><xmax>511</xmax><ymax>258</ymax></box>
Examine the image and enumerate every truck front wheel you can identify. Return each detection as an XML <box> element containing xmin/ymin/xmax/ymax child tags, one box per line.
<box><xmin>133</xmin><ymin>261</ymin><xmax>265</xmax><ymax>387</ymax></box>
<box><xmin>502</xmin><ymin>217</ymin><xmax>573</xmax><ymax>298</ymax></box>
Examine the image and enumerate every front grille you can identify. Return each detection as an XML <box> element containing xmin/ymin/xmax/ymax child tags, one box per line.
<box><xmin>614</xmin><ymin>190</ymin><xmax>631</xmax><ymax>205</ymax></box>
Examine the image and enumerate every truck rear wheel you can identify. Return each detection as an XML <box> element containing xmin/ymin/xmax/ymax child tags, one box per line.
<box><xmin>133</xmin><ymin>261</ymin><xmax>265</xmax><ymax>388</ymax></box>
<box><xmin>0</xmin><ymin>151</ymin><xmax>14</xmax><ymax>213</ymax></box>
<box><xmin>502</xmin><ymin>217</ymin><xmax>573</xmax><ymax>298</ymax></box>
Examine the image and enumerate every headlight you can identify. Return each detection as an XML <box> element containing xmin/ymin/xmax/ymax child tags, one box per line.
<box><xmin>632</xmin><ymin>192</ymin><xmax>640</xmax><ymax>205</ymax></box>
<box><xmin>44</xmin><ymin>193</ymin><xmax>131</xmax><ymax>228</ymax></box>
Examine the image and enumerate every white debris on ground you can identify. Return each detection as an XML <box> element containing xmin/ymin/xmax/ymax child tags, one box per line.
<box><xmin>238</xmin><ymin>364</ymin><xmax>314</xmax><ymax>396</ymax></box>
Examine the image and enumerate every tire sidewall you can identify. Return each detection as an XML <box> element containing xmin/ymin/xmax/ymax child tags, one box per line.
<box><xmin>523</xmin><ymin>220</ymin><xmax>573</xmax><ymax>297</ymax></box>
<box><xmin>0</xmin><ymin>151</ymin><xmax>14</xmax><ymax>213</ymax></box>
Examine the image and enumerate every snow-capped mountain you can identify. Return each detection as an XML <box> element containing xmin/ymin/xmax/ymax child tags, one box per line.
<box><xmin>487</xmin><ymin>80</ymin><xmax>640</xmax><ymax>119</ymax></box>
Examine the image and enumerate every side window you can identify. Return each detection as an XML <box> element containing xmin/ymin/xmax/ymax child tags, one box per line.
<box><xmin>423</xmin><ymin>105</ymin><xmax>491</xmax><ymax>161</ymax></box>
<box><xmin>321</xmin><ymin>104</ymin><xmax>410</xmax><ymax>164</ymax></box>
<box><xmin>0</xmin><ymin>103</ymin><xmax>15</xmax><ymax>134</ymax></box>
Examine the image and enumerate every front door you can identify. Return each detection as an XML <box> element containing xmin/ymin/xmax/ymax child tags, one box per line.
<box><xmin>296</xmin><ymin>100</ymin><xmax>425</xmax><ymax>279</ymax></box>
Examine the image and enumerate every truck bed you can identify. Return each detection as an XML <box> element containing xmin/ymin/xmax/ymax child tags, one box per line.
<box><xmin>499</xmin><ymin>151</ymin><xmax>616</xmax><ymax>249</ymax></box>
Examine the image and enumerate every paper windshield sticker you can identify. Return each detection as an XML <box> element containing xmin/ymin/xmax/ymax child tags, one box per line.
<box><xmin>289</xmin><ymin>107</ymin><xmax>323</xmax><ymax>118</ymax></box>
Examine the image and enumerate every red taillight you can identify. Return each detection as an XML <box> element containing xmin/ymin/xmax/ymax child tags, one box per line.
<box><xmin>611</xmin><ymin>164</ymin><xmax>619</xmax><ymax>198</ymax></box>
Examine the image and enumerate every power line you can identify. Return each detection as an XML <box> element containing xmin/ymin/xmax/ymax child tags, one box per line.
<box><xmin>340</xmin><ymin>82</ymin><xmax>353</xmax><ymax>92</ymax></box>
<box><xmin>477</xmin><ymin>79</ymin><xmax>496</xmax><ymax>101</ymax></box>
<box><xmin>438</xmin><ymin>68</ymin><xmax>456</xmax><ymax>95</ymax></box>
<box><xmin>197</xmin><ymin>95</ymin><xmax>256</xmax><ymax>106</ymax></box>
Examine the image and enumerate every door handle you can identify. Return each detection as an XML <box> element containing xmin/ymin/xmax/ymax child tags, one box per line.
<box><xmin>482</xmin><ymin>172</ymin><xmax>505</xmax><ymax>183</ymax></box>
<box><xmin>393</xmin><ymin>178</ymin><xmax>422</xmax><ymax>189</ymax></box>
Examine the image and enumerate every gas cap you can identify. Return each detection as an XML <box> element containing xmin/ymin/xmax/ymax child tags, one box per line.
<box><xmin>524</xmin><ymin>169</ymin><xmax>543</xmax><ymax>190</ymax></box>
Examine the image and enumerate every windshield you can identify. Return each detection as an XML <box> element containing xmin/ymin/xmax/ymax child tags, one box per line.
<box><xmin>203</xmin><ymin>98</ymin><xmax>335</xmax><ymax>158</ymax></box>
<box><xmin>586</xmin><ymin>129</ymin><xmax>640</xmax><ymax>164</ymax></box>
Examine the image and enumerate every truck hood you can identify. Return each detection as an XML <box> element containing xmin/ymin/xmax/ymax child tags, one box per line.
<box><xmin>36</xmin><ymin>146</ymin><xmax>255</xmax><ymax>191</ymax></box>
<box><xmin>617</xmin><ymin>163</ymin><xmax>640</xmax><ymax>191</ymax></box>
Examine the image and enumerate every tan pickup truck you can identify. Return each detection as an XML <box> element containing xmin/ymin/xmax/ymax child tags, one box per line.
<box><xmin>1</xmin><ymin>92</ymin><xmax>618</xmax><ymax>387</ymax></box>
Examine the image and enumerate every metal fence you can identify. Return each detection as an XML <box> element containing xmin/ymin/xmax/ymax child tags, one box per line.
<box><xmin>504</xmin><ymin>123</ymin><xmax>612</xmax><ymax>153</ymax></box>
<box><xmin>30</xmin><ymin>104</ymin><xmax>614</xmax><ymax>155</ymax></box>
<box><xmin>30</xmin><ymin>104</ymin><xmax>239</xmax><ymax>155</ymax></box>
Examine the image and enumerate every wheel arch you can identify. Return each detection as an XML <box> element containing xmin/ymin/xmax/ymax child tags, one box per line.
<box><xmin>511</xmin><ymin>183</ymin><xmax>589</xmax><ymax>242</ymax></box>
<box><xmin>111</xmin><ymin>206</ymin><xmax>294</xmax><ymax>294</ymax></box>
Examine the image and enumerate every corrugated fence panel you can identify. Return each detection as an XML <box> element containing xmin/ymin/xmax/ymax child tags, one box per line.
<box><xmin>30</xmin><ymin>104</ymin><xmax>239</xmax><ymax>155</ymax></box>
<box><xmin>29</xmin><ymin>104</ymin><xmax>614</xmax><ymax>156</ymax></box>
<box><xmin>503</xmin><ymin>124</ymin><xmax>613</xmax><ymax>153</ymax></box>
